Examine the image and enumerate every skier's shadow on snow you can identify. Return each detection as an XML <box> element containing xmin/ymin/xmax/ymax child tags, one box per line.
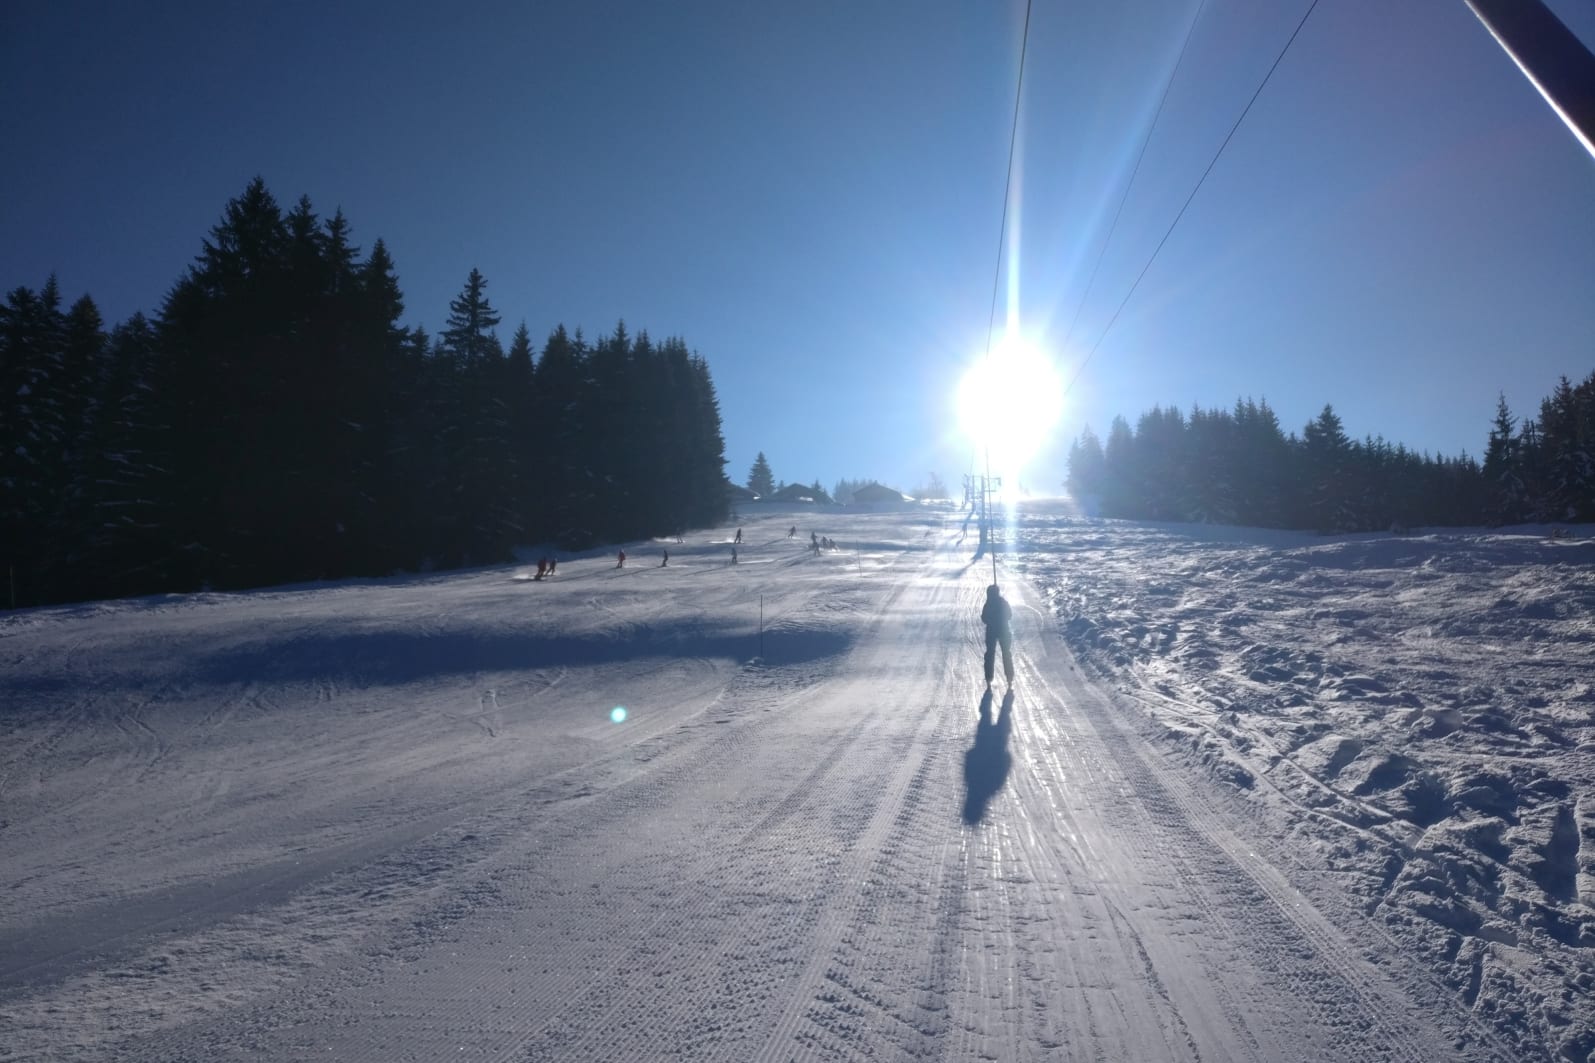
<box><xmin>962</xmin><ymin>688</ymin><xmax>1014</xmax><ymax>825</ymax></box>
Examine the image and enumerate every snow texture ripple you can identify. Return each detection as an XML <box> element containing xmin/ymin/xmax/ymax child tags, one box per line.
<box><xmin>1</xmin><ymin>507</ymin><xmax>1588</xmax><ymax>1061</ymax></box>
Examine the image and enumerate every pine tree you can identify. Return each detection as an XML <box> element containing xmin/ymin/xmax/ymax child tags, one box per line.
<box><xmin>1301</xmin><ymin>405</ymin><xmax>1355</xmax><ymax>531</ymax></box>
<box><xmin>347</xmin><ymin>238</ymin><xmax>410</xmax><ymax>572</ymax></box>
<box><xmin>1133</xmin><ymin>406</ymin><xmax>1186</xmax><ymax>520</ymax></box>
<box><xmin>281</xmin><ymin>195</ymin><xmax>353</xmax><ymax>579</ymax></box>
<box><xmin>1101</xmin><ymin>416</ymin><xmax>1135</xmax><ymax>518</ymax></box>
<box><xmin>532</xmin><ymin>324</ymin><xmax>591</xmax><ymax>544</ymax></box>
<box><xmin>1065</xmin><ymin>426</ymin><xmax>1105</xmax><ymax>507</ymax></box>
<box><xmin>86</xmin><ymin>313</ymin><xmax>173</xmax><ymax>598</ymax></box>
<box><xmin>681</xmin><ymin>351</ymin><xmax>729</xmax><ymax>529</ymax></box>
<box><xmin>1481</xmin><ymin>393</ymin><xmax>1523</xmax><ymax>524</ymax></box>
<box><xmin>504</xmin><ymin>322</ymin><xmax>537</xmax><ymax>537</ymax></box>
<box><xmin>390</xmin><ymin>325</ymin><xmax>451</xmax><ymax>563</ymax></box>
<box><xmin>1537</xmin><ymin>376</ymin><xmax>1593</xmax><ymax>521</ymax></box>
<box><xmin>53</xmin><ymin>294</ymin><xmax>108</xmax><ymax>595</ymax></box>
<box><xmin>1571</xmin><ymin>371</ymin><xmax>1595</xmax><ymax>520</ymax></box>
<box><xmin>1239</xmin><ymin>398</ymin><xmax>1292</xmax><ymax>527</ymax></box>
<box><xmin>625</xmin><ymin>329</ymin><xmax>676</xmax><ymax>538</ymax></box>
<box><xmin>747</xmin><ymin>452</ymin><xmax>775</xmax><ymax>496</ymax></box>
<box><xmin>833</xmin><ymin>478</ymin><xmax>870</xmax><ymax>506</ymax></box>
<box><xmin>1185</xmin><ymin>405</ymin><xmax>1237</xmax><ymax>524</ymax></box>
<box><xmin>651</xmin><ymin>336</ymin><xmax>695</xmax><ymax>536</ymax></box>
<box><xmin>585</xmin><ymin>321</ymin><xmax>640</xmax><ymax>541</ymax></box>
<box><xmin>160</xmin><ymin>177</ymin><xmax>294</xmax><ymax>589</ymax></box>
<box><xmin>441</xmin><ymin>268</ymin><xmax>501</xmax><ymax>366</ymax></box>
<box><xmin>0</xmin><ymin>278</ymin><xmax>68</xmax><ymax>604</ymax></box>
<box><xmin>1516</xmin><ymin>418</ymin><xmax>1549</xmax><ymax>520</ymax></box>
<box><xmin>433</xmin><ymin>269</ymin><xmax>512</xmax><ymax>562</ymax></box>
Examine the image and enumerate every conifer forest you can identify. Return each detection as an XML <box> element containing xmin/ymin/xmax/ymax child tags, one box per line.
<box><xmin>1066</xmin><ymin>385</ymin><xmax>1595</xmax><ymax>532</ymax></box>
<box><xmin>1</xmin><ymin>179</ymin><xmax>730</xmax><ymax>608</ymax></box>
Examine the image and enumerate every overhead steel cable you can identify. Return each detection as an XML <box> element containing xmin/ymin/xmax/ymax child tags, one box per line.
<box><xmin>1062</xmin><ymin>0</ymin><xmax>1211</xmax><ymax>349</ymax></box>
<box><xmin>1064</xmin><ymin>0</ymin><xmax>1323</xmax><ymax>396</ymax></box>
<box><xmin>979</xmin><ymin>0</ymin><xmax>1035</xmax><ymax>587</ymax></box>
<box><xmin>984</xmin><ymin>0</ymin><xmax>1034</xmax><ymax>366</ymax></box>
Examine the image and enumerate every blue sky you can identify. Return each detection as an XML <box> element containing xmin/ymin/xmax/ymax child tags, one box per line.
<box><xmin>4</xmin><ymin>0</ymin><xmax>1592</xmax><ymax>497</ymax></box>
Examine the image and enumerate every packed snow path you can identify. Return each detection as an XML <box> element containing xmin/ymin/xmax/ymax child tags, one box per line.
<box><xmin>0</xmin><ymin>511</ymin><xmax>1560</xmax><ymax>1060</ymax></box>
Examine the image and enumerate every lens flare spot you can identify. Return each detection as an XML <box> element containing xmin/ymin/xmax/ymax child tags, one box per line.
<box><xmin>610</xmin><ymin>706</ymin><xmax>628</xmax><ymax>724</ymax></box>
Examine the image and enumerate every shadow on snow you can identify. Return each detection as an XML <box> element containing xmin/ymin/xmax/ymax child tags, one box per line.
<box><xmin>962</xmin><ymin>688</ymin><xmax>1014</xmax><ymax>825</ymax></box>
<box><xmin>186</xmin><ymin>625</ymin><xmax>856</xmax><ymax>688</ymax></box>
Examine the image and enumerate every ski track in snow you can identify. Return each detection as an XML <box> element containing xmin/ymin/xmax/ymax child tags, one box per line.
<box><xmin>0</xmin><ymin>506</ymin><xmax>1589</xmax><ymax>1061</ymax></box>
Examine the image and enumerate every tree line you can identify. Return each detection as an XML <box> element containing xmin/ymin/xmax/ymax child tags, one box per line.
<box><xmin>741</xmin><ymin>453</ymin><xmax>929</xmax><ymax>507</ymax></box>
<box><xmin>743</xmin><ymin>446</ymin><xmax>848</xmax><ymax>501</ymax></box>
<box><xmin>1</xmin><ymin>178</ymin><xmax>729</xmax><ymax>608</ymax></box>
<box><xmin>1067</xmin><ymin>376</ymin><xmax>1594</xmax><ymax>532</ymax></box>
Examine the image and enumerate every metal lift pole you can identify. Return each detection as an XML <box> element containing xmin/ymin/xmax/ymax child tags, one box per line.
<box><xmin>1465</xmin><ymin>0</ymin><xmax>1595</xmax><ymax>162</ymax></box>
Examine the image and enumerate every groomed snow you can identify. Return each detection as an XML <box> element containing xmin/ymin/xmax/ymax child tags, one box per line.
<box><xmin>1</xmin><ymin>506</ymin><xmax>1589</xmax><ymax>1061</ymax></box>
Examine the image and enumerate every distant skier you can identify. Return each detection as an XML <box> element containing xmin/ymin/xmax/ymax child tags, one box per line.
<box><xmin>661</xmin><ymin>549</ymin><xmax>669</xmax><ymax>567</ymax></box>
<box><xmin>981</xmin><ymin>584</ymin><xmax>1015</xmax><ymax>687</ymax></box>
<box><xmin>617</xmin><ymin>549</ymin><xmax>626</xmax><ymax>568</ymax></box>
<box><xmin>734</xmin><ymin>527</ymin><xmax>743</xmax><ymax>544</ymax></box>
<box><xmin>788</xmin><ymin>525</ymin><xmax>796</xmax><ymax>539</ymax></box>
<box><xmin>731</xmin><ymin>546</ymin><xmax>738</xmax><ymax>564</ymax></box>
<box><xmin>535</xmin><ymin>558</ymin><xmax>547</xmax><ymax>580</ymax></box>
<box><xmin>547</xmin><ymin>557</ymin><xmax>557</xmax><ymax>576</ymax></box>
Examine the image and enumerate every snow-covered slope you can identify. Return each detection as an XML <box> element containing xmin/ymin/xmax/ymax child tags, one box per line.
<box><xmin>1015</xmin><ymin>509</ymin><xmax>1595</xmax><ymax>1061</ymax></box>
<box><xmin>1</xmin><ymin>509</ymin><xmax>1588</xmax><ymax>1061</ymax></box>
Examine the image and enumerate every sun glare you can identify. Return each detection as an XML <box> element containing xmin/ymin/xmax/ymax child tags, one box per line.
<box><xmin>957</xmin><ymin>336</ymin><xmax>1063</xmax><ymax>473</ymax></box>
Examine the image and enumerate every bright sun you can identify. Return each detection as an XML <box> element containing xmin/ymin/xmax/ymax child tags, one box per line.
<box><xmin>957</xmin><ymin>336</ymin><xmax>1063</xmax><ymax>473</ymax></box>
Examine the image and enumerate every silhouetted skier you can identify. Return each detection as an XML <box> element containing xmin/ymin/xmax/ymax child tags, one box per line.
<box><xmin>617</xmin><ymin>549</ymin><xmax>626</xmax><ymax>568</ymax></box>
<box><xmin>547</xmin><ymin>557</ymin><xmax>556</xmax><ymax>575</ymax></box>
<box><xmin>788</xmin><ymin>525</ymin><xmax>796</xmax><ymax>539</ymax></box>
<box><xmin>734</xmin><ymin>527</ymin><xmax>743</xmax><ymax>544</ymax></box>
<box><xmin>661</xmin><ymin>549</ymin><xmax>669</xmax><ymax>567</ymax></box>
<box><xmin>981</xmin><ymin>584</ymin><xmax>1015</xmax><ymax>687</ymax></box>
